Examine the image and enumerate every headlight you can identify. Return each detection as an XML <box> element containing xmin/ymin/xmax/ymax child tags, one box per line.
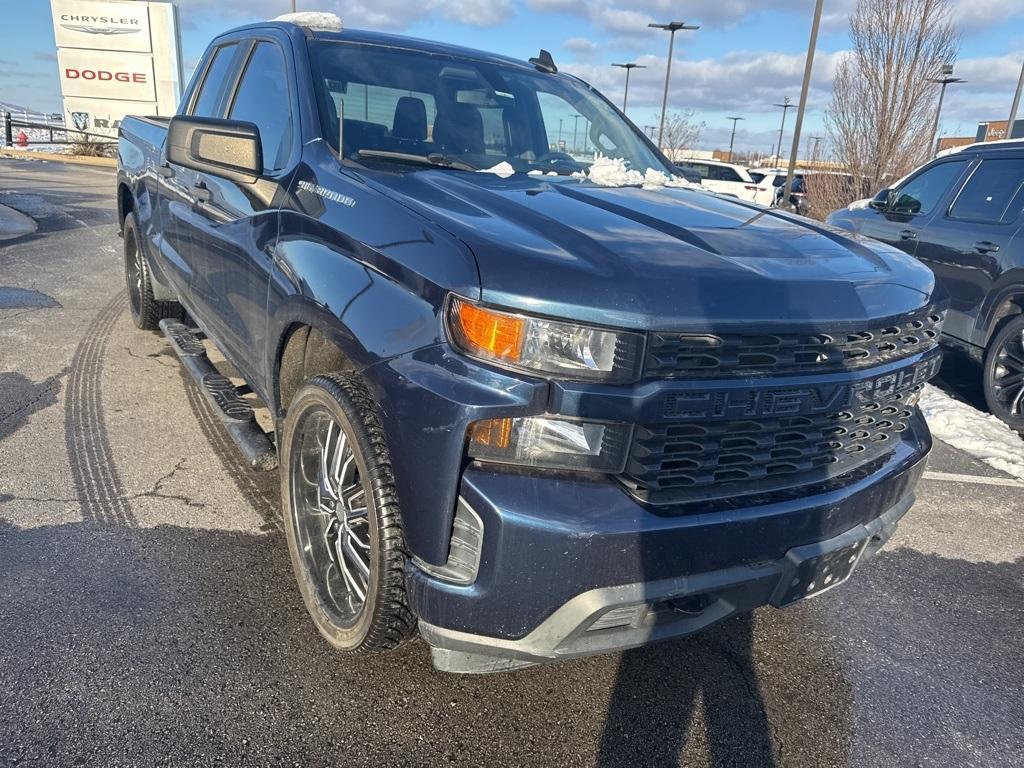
<box><xmin>467</xmin><ymin>415</ymin><xmax>632</xmax><ymax>473</ymax></box>
<box><xmin>446</xmin><ymin>296</ymin><xmax>644</xmax><ymax>382</ymax></box>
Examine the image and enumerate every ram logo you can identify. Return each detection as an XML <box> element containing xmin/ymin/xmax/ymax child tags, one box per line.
<box><xmin>71</xmin><ymin>112</ymin><xmax>89</xmax><ymax>131</ymax></box>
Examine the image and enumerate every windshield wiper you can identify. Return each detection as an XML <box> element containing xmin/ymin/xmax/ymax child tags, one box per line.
<box><xmin>356</xmin><ymin>150</ymin><xmax>478</xmax><ymax>171</ymax></box>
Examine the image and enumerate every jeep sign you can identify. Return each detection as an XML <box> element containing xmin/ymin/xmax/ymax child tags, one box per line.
<box><xmin>50</xmin><ymin>0</ymin><xmax>182</xmax><ymax>139</ymax></box>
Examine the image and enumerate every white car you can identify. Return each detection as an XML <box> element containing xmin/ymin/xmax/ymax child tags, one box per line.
<box><xmin>676</xmin><ymin>160</ymin><xmax>767</xmax><ymax>203</ymax></box>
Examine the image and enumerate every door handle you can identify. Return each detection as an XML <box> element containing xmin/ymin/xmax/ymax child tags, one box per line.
<box><xmin>155</xmin><ymin>163</ymin><xmax>174</xmax><ymax>179</ymax></box>
<box><xmin>973</xmin><ymin>240</ymin><xmax>1000</xmax><ymax>254</ymax></box>
<box><xmin>191</xmin><ymin>181</ymin><xmax>212</xmax><ymax>204</ymax></box>
<box><xmin>899</xmin><ymin>229</ymin><xmax>917</xmax><ymax>241</ymax></box>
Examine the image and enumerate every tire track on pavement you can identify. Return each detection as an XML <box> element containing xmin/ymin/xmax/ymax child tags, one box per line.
<box><xmin>179</xmin><ymin>368</ymin><xmax>281</xmax><ymax>531</ymax></box>
<box><xmin>64</xmin><ymin>290</ymin><xmax>137</xmax><ymax>526</ymax></box>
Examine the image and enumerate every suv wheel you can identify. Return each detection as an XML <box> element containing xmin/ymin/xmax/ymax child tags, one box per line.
<box><xmin>280</xmin><ymin>373</ymin><xmax>415</xmax><ymax>651</ymax></box>
<box><xmin>123</xmin><ymin>213</ymin><xmax>183</xmax><ymax>330</ymax></box>
<box><xmin>983</xmin><ymin>314</ymin><xmax>1024</xmax><ymax>432</ymax></box>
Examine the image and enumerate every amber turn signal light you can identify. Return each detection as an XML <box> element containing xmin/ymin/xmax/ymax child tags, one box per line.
<box><xmin>450</xmin><ymin>298</ymin><xmax>525</xmax><ymax>362</ymax></box>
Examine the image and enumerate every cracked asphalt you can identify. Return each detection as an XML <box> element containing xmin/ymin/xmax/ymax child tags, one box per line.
<box><xmin>1</xmin><ymin>157</ymin><xmax>1022</xmax><ymax>767</ymax></box>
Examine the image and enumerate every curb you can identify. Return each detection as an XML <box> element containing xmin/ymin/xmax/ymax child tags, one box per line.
<box><xmin>0</xmin><ymin>203</ymin><xmax>38</xmax><ymax>241</ymax></box>
<box><xmin>0</xmin><ymin>148</ymin><xmax>116</xmax><ymax>168</ymax></box>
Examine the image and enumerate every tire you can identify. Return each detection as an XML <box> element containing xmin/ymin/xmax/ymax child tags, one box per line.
<box><xmin>123</xmin><ymin>213</ymin><xmax>183</xmax><ymax>330</ymax></box>
<box><xmin>279</xmin><ymin>373</ymin><xmax>415</xmax><ymax>652</ymax></box>
<box><xmin>983</xmin><ymin>314</ymin><xmax>1024</xmax><ymax>432</ymax></box>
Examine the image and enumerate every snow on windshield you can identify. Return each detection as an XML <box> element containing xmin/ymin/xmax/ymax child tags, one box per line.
<box><xmin>572</xmin><ymin>155</ymin><xmax>696</xmax><ymax>189</ymax></box>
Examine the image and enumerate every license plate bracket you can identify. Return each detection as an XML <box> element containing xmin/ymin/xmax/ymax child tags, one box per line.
<box><xmin>771</xmin><ymin>527</ymin><xmax>869</xmax><ymax>607</ymax></box>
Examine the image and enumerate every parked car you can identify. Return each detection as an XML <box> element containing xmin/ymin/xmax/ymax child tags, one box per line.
<box><xmin>675</xmin><ymin>159</ymin><xmax>768</xmax><ymax>203</ymax></box>
<box><xmin>672</xmin><ymin>164</ymin><xmax>702</xmax><ymax>184</ymax></box>
<box><xmin>117</xmin><ymin>14</ymin><xmax>943</xmax><ymax>673</ymax></box>
<box><xmin>750</xmin><ymin>170</ymin><xmax>808</xmax><ymax>212</ymax></box>
<box><xmin>827</xmin><ymin>140</ymin><xmax>1024</xmax><ymax>430</ymax></box>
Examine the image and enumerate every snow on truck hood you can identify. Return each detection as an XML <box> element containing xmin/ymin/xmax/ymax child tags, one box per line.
<box><xmin>372</xmin><ymin>166</ymin><xmax>938</xmax><ymax>331</ymax></box>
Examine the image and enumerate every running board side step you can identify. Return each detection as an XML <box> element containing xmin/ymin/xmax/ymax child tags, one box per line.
<box><xmin>160</xmin><ymin>319</ymin><xmax>278</xmax><ymax>471</ymax></box>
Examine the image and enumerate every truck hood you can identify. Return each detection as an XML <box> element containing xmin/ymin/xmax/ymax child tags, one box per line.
<box><xmin>375</xmin><ymin>171</ymin><xmax>937</xmax><ymax>331</ymax></box>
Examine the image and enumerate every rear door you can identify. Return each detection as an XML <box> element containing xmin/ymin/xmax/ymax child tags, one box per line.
<box><xmin>175</xmin><ymin>37</ymin><xmax>297</xmax><ymax>384</ymax></box>
<box><xmin>159</xmin><ymin>41</ymin><xmax>241</xmax><ymax>297</ymax></box>
<box><xmin>857</xmin><ymin>158</ymin><xmax>971</xmax><ymax>256</ymax></box>
<box><xmin>915</xmin><ymin>154</ymin><xmax>1024</xmax><ymax>344</ymax></box>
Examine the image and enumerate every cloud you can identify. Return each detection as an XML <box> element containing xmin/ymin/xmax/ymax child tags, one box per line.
<box><xmin>32</xmin><ymin>51</ymin><xmax>58</xmax><ymax>63</ymax></box>
<box><xmin>564</xmin><ymin>49</ymin><xmax>844</xmax><ymax>115</ymax></box>
<box><xmin>563</xmin><ymin>37</ymin><xmax>600</xmax><ymax>56</ymax></box>
<box><xmin>171</xmin><ymin>0</ymin><xmax>514</xmax><ymax>29</ymax></box>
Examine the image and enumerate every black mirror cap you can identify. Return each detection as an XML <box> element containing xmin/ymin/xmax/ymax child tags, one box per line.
<box><xmin>868</xmin><ymin>187</ymin><xmax>892</xmax><ymax>211</ymax></box>
<box><xmin>166</xmin><ymin>115</ymin><xmax>262</xmax><ymax>183</ymax></box>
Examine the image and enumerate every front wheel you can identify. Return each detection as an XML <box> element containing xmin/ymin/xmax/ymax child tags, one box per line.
<box><xmin>983</xmin><ymin>314</ymin><xmax>1024</xmax><ymax>432</ymax></box>
<box><xmin>280</xmin><ymin>373</ymin><xmax>416</xmax><ymax>651</ymax></box>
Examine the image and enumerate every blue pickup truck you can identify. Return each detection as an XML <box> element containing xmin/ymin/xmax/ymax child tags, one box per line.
<box><xmin>117</xmin><ymin>14</ymin><xmax>943</xmax><ymax>673</ymax></box>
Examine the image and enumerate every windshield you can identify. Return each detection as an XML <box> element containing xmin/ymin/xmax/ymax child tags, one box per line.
<box><xmin>309</xmin><ymin>41</ymin><xmax>672</xmax><ymax>176</ymax></box>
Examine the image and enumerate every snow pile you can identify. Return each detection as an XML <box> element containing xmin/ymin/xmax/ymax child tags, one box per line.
<box><xmin>920</xmin><ymin>384</ymin><xmax>1024</xmax><ymax>479</ymax></box>
<box><xmin>641</xmin><ymin>167</ymin><xmax>695</xmax><ymax>189</ymax></box>
<box><xmin>273</xmin><ymin>12</ymin><xmax>343</xmax><ymax>31</ymax></box>
<box><xmin>574</xmin><ymin>155</ymin><xmax>644</xmax><ymax>186</ymax></box>
<box><xmin>477</xmin><ymin>161</ymin><xmax>516</xmax><ymax>178</ymax></box>
<box><xmin>572</xmin><ymin>155</ymin><xmax>695</xmax><ymax>189</ymax></box>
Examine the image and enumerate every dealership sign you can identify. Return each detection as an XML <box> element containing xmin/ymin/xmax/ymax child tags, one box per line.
<box><xmin>50</xmin><ymin>0</ymin><xmax>182</xmax><ymax>139</ymax></box>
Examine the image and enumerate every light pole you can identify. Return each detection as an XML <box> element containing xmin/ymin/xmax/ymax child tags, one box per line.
<box><xmin>571</xmin><ymin>114</ymin><xmax>581</xmax><ymax>154</ymax></box>
<box><xmin>726</xmin><ymin>116</ymin><xmax>744</xmax><ymax>162</ymax></box>
<box><xmin>649</xmin><ymin>21</ymin><xmax>700</xmax><ymax>149</ymax></box>
<box><xmin>773</xmin><ymin>97</ymin><xmax>792</xmax><ymax>165</ymax></box>
<box><xmin>1008</xmin><ymin>59</ymin><xmax>1024</xmax><ymax>139</ymax></box>
<box><xmin>782</xmin><ymin>0</ymin><xmax>824</xmax><ymax>203</ymax></box>
<box><xmin>928</xmin><ymin>65</ymin><xmax>965</xmax><ymax>156</ymax></box>
<box><xmin>612</xmin><ymin>63</ymin><xmax>646</xmax><ymax>113</ymax></box>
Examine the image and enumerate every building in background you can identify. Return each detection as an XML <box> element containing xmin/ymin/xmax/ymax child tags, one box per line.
<box><xmin>937</xmin><ymin>119</ymin><xmax>1024</xmax><ymax>152</ymax></box>
<box><xmin>51</xmin><ymin>0</ymin><xmax>182</xmax><ymax>139</ymax></box>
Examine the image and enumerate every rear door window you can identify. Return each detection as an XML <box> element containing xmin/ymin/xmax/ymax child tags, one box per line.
<box><xmin>710</xmin><ymin>165</ymin><xmax>742</xmax><ymax>182</ymax></box>
<box><xmin>948</xmin><ymin>158</ymin><xmax>1024</xmax><ymax>224</ymax></box>
<box><xmin>190</xmin><ymin>43</ymin><xmax>238</xmax><ymax>117</ymax></box>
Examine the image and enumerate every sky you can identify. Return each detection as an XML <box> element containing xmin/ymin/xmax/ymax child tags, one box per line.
<box><xmin>4</xmin><ymin>0</ymin><xmax>1024</xmax><ymax>156</ymax></box>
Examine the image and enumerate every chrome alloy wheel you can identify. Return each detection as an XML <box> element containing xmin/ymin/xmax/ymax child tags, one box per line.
<box><xmin>289</xmin><ymin>408</ymin><xmax>372</xmax><ymax>626</ymax></box>
<box><xmin>993</xmin><ymin>328</ymin><xmax>1024</xmax><ymax>417</ymax></box>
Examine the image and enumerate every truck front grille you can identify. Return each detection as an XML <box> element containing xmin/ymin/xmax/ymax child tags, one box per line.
<box><xmin>643</xmin><ymin>308</ymin><xmax>944</xmax><ymax>379</ymax></box>
<box><xmin>621</xmin><ymin>386</ymin><xmax>923</xmax><ymax>506</ymax></box>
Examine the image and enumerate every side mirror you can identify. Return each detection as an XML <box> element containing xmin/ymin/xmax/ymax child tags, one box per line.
<box><xmin>868</xmin><ymin>188</ymin><xmax>892</xmax><ymax>211</ymax></box>
<box><xmin>166</xmin><ymin>115</ymin><xmax>262</xmax><ymax>183</ymax></box>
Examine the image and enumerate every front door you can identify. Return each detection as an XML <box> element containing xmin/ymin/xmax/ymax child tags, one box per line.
<box><xmin>176</xmin><ymin>38</ymin><xmax>296</xmax><ymax>388</ymax></box>
<box><xmin>858</xmin><ymin>158</ymin><xmax>972</xmax><ymax>256</ymax></box>
<box><xmin>915</xmin><ymin>156</ymin><xmax>1024</xmax><ymax>345</ymax></box>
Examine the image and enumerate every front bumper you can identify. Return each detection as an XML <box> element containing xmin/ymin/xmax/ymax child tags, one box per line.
<box><xmin>410</xmin><ymin>425</ymin><xmax>928</xmax><ymax>673</ymax></box>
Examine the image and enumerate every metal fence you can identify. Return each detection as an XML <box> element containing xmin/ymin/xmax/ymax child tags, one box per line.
<box><xmin>3</xmin><ymin>112</ymin><xmax>116</xmax><ymax>148</ymax></box>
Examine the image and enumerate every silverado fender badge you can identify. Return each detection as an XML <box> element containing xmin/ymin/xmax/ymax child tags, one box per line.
<box><xmin>297</xmin><ymin>180</ymin><xmax>356</xmax><ymax>208</ymax></box>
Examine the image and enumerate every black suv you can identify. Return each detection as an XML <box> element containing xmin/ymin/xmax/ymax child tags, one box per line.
<box><xmin>828</xmin><ymin>141</ymin><xmax>1024</xmax><ymax>430</ymax></box>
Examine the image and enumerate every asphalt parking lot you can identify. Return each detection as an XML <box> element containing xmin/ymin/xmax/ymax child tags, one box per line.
<box><xmin>1</xmin><ymin>157</ymin><xmax>1022</xmax><ymax>767</ymax></box>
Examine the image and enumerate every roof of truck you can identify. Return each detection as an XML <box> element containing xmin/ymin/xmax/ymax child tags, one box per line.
<box><xmin>222</xmin><ymin>20</ymin><xmax>537</xmax><ymax>73</ymax></box>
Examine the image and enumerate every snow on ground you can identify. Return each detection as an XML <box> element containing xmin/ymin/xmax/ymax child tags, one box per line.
<box><xmin>921</xmin><ymin>385</ymin><xmax>1024</xmax><ymax>480</ymax></box>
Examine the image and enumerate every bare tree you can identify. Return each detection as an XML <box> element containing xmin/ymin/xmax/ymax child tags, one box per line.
<box><xmin>660</xmin><ymin>109</ymin><xmax>706</xmax><ymax>161</ymax></box>
<box><xmin>823</xmin><ymin>0</ymin><xmax>959</xmax><ymax>211</ymax></box>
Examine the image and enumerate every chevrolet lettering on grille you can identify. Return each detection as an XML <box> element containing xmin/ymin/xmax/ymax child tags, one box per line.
<box><xmin>662</xmin><ymin>354</ymin><xmax>941</xmax><ymax>421</ymax></box>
